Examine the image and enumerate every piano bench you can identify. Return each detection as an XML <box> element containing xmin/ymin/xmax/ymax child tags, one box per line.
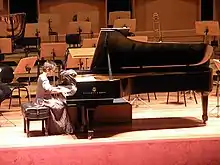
<box><xmin>21</xmin><ymin>102</ymin><xmax>50</xmax><ymax>137</ymax></box>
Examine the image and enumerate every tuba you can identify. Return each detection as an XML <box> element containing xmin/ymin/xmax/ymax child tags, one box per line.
<box><xmin>0</xmin><ymin>13</ymin><xmax>26</xmax><ymax>44</ymax></box>
<box><xmin>152</xmin><ymin>12</ymin><xmax>162</xmax><ymax>42</ymax></box>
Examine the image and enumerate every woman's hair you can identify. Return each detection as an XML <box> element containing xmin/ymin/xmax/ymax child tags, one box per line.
<box><xmin>42</xmin><ymin>61</ymin><xmax>56</xmax><ymax>72</ymax></box>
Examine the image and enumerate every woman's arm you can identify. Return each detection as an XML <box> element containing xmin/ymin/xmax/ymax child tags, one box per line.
<box><xmin>41</xmin><ymin>76</ymin><xmax>60</xmax><ymax>93</ymax></box>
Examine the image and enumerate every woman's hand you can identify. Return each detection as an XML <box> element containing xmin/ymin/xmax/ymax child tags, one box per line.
<box><xmin>51</xmin><ymin>87</ymin><xmax>61</xmax><ymax>94</ymax></box>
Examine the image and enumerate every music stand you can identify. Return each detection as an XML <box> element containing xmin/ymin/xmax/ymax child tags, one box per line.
<box><xmin>195</xmin><ymin>21</ymin><xmax>220</xmax><ymax>43</ymax></box>
<box><xmin>14</xmin><ymin>56</ymin><xmax>37</xmax><ymax>100</ymax></box>
<box><xmin>0</xmin><ymin>38</ymin><xmax>12</xmax><ymax>54</ymax></box>
<box><xmin>68</xmin><ymin>48</ymin><xmax>95</xmax><ymax>70</ymax></box>
<box><xmin>108</xmin><ymin>11</ymin><xmax>131</xmax><ymax>26</ymax></box>
<box><xmin>210</xmin><ymin>59</ymin><xmax>220</xmax><ymax>117</ymax></box>
<box><xmin>67</xmin><ymin>21</ymin><xmax>92</xmax><ymax>35</ymax></box>
<box><xmin>39</xmin><ymin>13</ymin><xmax>60</xmax><ymax>32</ymax></box>
<box><xmin>24</xmin><ymin>23</ymin><xmax>38</xmax><ymax>37</ymax></box>
<box><xmin>40</xmin><ymin>43</ymin><xmax>67</xmax><ymax>60</ymax></box>
<box><xmin>114</xmin><ymin>19</ymin><xmax>136</xmax><ymax>33</ymax></box>
<box><xmin>40</xmin><ymin>43</ymin><xmax>67</xmax><ymax>83</ymax></box>
<box><xmin>66</xmin><ymin>54</ymin><xmax>82</xmax><ymax>69</ymax></box>
<box><xmin>77</xmin><ymin>11</ymin><xmax>100</xmax><ymax>33</ymax></box>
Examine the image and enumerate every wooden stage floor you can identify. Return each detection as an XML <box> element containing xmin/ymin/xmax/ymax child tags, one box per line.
<box><xmin>0</xmin><ymin>85</ymin><xmax>220</xmax><ymax>148</ymax></box>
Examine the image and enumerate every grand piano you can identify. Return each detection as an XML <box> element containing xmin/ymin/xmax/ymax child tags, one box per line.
<box><xmin>66</xmin><ymin>28</ymin><xmax>213</xmax><ymax>139</ymax></box>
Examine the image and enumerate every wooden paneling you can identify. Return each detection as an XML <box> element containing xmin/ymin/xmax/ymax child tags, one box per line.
<box><xmin>143</xmin><ymin>0</ymin><xmax>200</xmax><ymax>31</ymax></box>
<box><xmin>39</xmin><ymin>0</ymin><xmax>105</xmax><ymax>34</ymax></box>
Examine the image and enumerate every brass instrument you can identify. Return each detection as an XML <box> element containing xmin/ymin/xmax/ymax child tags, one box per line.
<box><xmin>152</xmin><ymin>12</ymin><xmax>162</xmax><ymax>42</ymax></box>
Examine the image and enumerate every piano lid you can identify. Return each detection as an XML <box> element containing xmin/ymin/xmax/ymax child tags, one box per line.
<box><xmin>90</xmin><ymin>28</ymin><xmax>211</xmax><ymax>73</ymax></box>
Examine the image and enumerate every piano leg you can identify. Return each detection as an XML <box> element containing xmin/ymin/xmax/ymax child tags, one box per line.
<box><xmin>78</xmin><ymin>106</ymin><xmax>87</xmax><ymax>132</ymax></box>
<box><xmin>201</xmin><ymin>92</ymin><xmax>209</xmax><ymax>124</ymax></box>
<box><xmin>86</xmin><ymin>108</ymin><xmax>95</xmax><ymax>140</ymax></box>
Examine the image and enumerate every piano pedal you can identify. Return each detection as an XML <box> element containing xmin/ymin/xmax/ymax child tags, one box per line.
<box><xmin>79</xmin><ymin>125</ymin><xmax>87</xmax><ymax>133</ymax></box>
<box><xmin>88</xmin><ymin>130</ymin><xmax>94</xmax><ymax>140</ymax></box>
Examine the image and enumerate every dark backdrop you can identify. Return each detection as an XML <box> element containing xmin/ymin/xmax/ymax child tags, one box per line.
<box><xmin>201</xmin><ymin>0</ymin><xmax>213</xmax><ymax>20</ymax></box>
<box><xmin>9</xmin><ymin>0</ymin><xmax>38</xmax><ymax>23</ymax></box>
<box><xmin>107</xmin><ymin>0</ymin><xmax>132</xmax><ymax>19</ymax></box>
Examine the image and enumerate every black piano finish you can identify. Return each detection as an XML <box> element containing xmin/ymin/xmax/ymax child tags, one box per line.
<box><xmin>66</xmin><ymin>28</ymin><xmax>213</xmax><ymax>139</ymax></box>
<box><xmin>66</xmin><ymin>79</ymin><xmax>121</xmax><ymax>106</ymax></box>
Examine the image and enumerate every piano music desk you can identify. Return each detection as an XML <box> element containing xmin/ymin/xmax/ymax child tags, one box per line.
<box><xmin>68</xmin><ymin>48</ymin><xmax>95</xmax><ymax>69</ymax></box>
<box><xmin>69</xmin><ymin>47</ymin><xmax>95</xmax><ymax>58</ymax></box>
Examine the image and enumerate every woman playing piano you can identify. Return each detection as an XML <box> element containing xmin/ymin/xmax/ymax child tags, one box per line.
<box><xmin>35</xmin><ymin>61</ymin><xmax>77</xmax><ymax>135</ymax></box>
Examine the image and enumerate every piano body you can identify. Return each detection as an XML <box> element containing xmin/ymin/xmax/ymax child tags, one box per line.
<box><xmin>66</xmin><ymin>28</ymin><xmax>213</xmax><ymax>139</ymax></box>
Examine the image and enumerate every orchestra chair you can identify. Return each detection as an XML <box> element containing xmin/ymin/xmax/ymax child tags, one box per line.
<box><xmin>0</xmin><ymin>63</ymin><xmax>30</xmax><ymax>109</ymax></box>
<box><xmin>66</xmin><ymin>34</ymin><xmax>81</xmax><ymax>48</ymax></box>
<box><xmin>166</xmin><ymin>91</ymin><xmax>198</xmax><ymax>107</ymax></box>
<box><xmin>0</xmin><ymin>38</ymin><xmax>12</xmax><ymax>54</ymax></box>
<box><xmin>21</xmin><ymin>102</ymin><xmax>50</xmax><ymax>137</ymax></box>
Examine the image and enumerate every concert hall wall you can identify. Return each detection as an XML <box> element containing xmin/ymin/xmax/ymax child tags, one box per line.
<box><xmin>0</xmin><ymin>0</ymin><xmax>220</xmax><ymax>37</ymax></box>
<box><xmin>214</xmin><ymin>0</ymin><xmax>220</xmax><ymax>23</ymax></box>
<box><xmin>38</xmin><ymin>0</ymin><xmax>201</xmax><ymax>32</ymax></box>
<box><xmin>135</xmin><ymin>0</ymin><xmax>200</xmax><ymax>31</ymax></box>
<box><xmin>0</xmin><ymin>0</ymin><xmax>3</xmax><ymax>11</ymax></box>
<box><xmin>201</xmin><ymin>0</ymin><xmax>213</xmax><ymax>20</ymax></box>
<box><xmin>39</xmin><ymin>0</ymin><xmax>105</xmax><ymax>33</ymax></box>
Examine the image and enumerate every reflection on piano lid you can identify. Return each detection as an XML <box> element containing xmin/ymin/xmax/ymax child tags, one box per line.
<box><xmin>90</xmin><ymin>28</ymin><xmax>213</xmax><ymax>74</ymax></box>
